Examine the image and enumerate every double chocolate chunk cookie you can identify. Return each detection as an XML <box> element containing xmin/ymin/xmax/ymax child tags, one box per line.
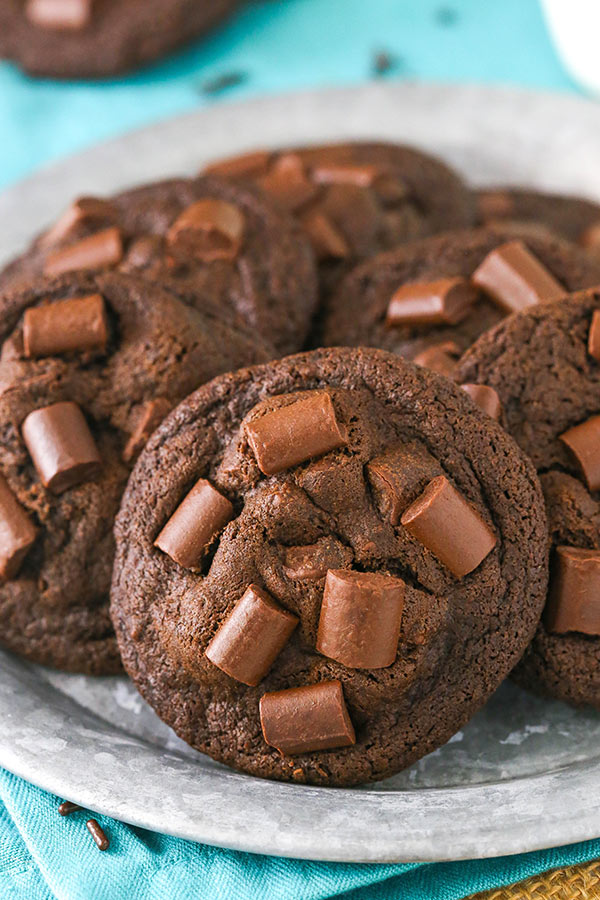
<box><xmin>319</xmin><ymin>227</ymin><xmax>600</xmax><ymax>376</ymax></box>
<box><xmin>0</xmin><ymin>271</ymin><xmax>268</xmax><ymax>674</ymax></box>
<box><xmin>111</xmin><ymin>347</ymin><xmax>547</xmax><ymax>786</ymax></box>
<box><xmin>0</xmin><ymin>0</ymin><xmax>240</xmax><ymax>79</ymax></box>
<box><xmin>205</xmin><ymin>142</ymin><xmax>475</xmax><ymax>296</ymax></box>
<box><xmin>0</xmin><ymin>175</ymin><xmax>317</xmax><ymax>356</ymax></box>
<box><xmin>457</xmin><ymin>291</ymin><xmax>600</xmax><ymax>709</ymax></box>
<box><xmin>477</xmin><ymin>187</ymin><xmax>600</xmax><ymax>250</ymax></box>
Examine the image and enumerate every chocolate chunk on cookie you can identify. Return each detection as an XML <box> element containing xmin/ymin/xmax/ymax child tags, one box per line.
<box><xmin>0</xmin><ymin>175</ymin><xmax>317</xmax><ymax>356</ymax></box>
<box><xmin>111</xmin><ymin>347</ymin><xmax>547</xmax><ymax>785</ymax></box>
<box><xmin>457</xmin><ymin>289</ymin><xmax>600</xmax><ymax>709</ymax></box>
<box><xmin>204</xmin><ymin>142</ymin><xmax>475</xmax><ymax>297</ymax></box>
<box><xmin>0</xmin><ymin>271</ymin><xmax>268</xmax><ymax>674</ymax></box>
<box><xmin>319</xmin><ymin>227</ymin><xmax>600</xmax><ymax>376</ymax></box>
<box><xmin>477</xmin><ymin>187</ymin><xmax>600</xmax><ymax>250</ymax></box>
<box><xmin>0</xmin><ymin>0</ymin><xmax>241</xmax><ymax>79</ymax></box>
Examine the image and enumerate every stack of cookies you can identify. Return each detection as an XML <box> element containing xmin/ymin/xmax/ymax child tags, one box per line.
<box><xmin>2</xmin><ymin>140</ymin><xmax>600</xmax><ymax>787</ymax></box>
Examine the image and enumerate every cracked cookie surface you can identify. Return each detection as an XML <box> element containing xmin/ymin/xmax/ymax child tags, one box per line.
<box><xmin>111</xmin><ymin>347</ymin><xmax>547</xmax><ymax>785</ymax></box>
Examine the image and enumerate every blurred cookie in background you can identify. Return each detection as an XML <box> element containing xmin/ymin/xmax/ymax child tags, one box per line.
<box><xmin>204</xmin><ymin>141</ymin><xmax>476</xmax><ymax>297</ymax></box>
<box><xmin>0</xmin><ymin>0</ymin><xmax>242</xmax><ymax>79</ymax></box>
<box><xmin>477</xmin><ymin>187</ymin><xmax>600</xmax><ymax>252</ymax></box>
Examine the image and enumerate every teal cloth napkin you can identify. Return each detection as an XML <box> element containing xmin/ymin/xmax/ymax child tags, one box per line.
<box><xmin>1</xmin><ymin>766</ymin><xmax>599</xmax><ymax>900</ymax></box>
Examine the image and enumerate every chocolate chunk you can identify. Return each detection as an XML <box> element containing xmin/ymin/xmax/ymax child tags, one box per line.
<box><xmin>579</xmin><ymin>221</ymin><xmax>600</xmax><ymax>251</ymax></box>
<box><xmin>401</xmin><ymin>475</ymin><xmax>496</xmax><ymax>576</ymax></box>
<box><xmin>460</xmin><ymin>383</ymin><xmax>503</xmax><ymax>420</ymax></box>
<box><xmin>413</xmin><ymin>341</ymin><xmax>461</xmax><ymax>377</ymax></box>
<box><xmin>560</xmin><ymin>415</ymin><xmax>600</xmax><ymax>491</ymax></box>
<box><xmin>23</xmin><ymin>293</ymin><xmax>108</xmax><ymax>358</ymax></box>
<box><xmin>167</xmin><ymin>199</ymin><xmax>245</xmax><ymax>262</ymax></box>
<box><xmin>58</xmin><ymin>801</ymin><xmax>82</xmax><ymax>816</ymax></box>
<box><xmin>40</xmin><ymin>197</ymin><xmax>117</xmax><ymax>249</ymax></box>
<box><xmin>204</xmin><ymin>150</ymin><xmax>272</xmax><ymax>179</ymax></box>
<box><xmin>372</xmin><ymin>174</ymin><xmax>409</xmax><ymax>205</ymax></box>
<box><xmin>44</xmin><ymin>227</ymin><xmax>123</xmax><ymax>278</ymax></box>
<box><xmin>0</xmin><ymin>474</ymin><xmax>36</xmax><ymax>579</ymax></box>
<box><xmin>580</xmin><ymin>222</ymin><xmax>600</xmax><ymax>250</ymax></box>
<box><xmin>245</xmin><ymin>392</ymin><xmax>347</xmax><ymax>476</ymax></box>
<box><xmin>476</xmin><ymin>190</ymin><xmax>515</xmax><ymax>221</ymax></box>
<box><xmin>588</xmin><ymin>310</ymin><xmax>600</xmax><ymax>362</ymax></box>
<box><xmin>260</xmin><ymin>680</ymin><xmax>356</xmax><ymax>755</ymax></box>
<box><xmin>471</xmin><ymin>240</ymin><xmax>565</xmax><ymax>313</ymax></box>
<box><xmin>545</xmin><ymin>546</ymin><xmax>600</xmax><ymax>635</ymax></box>
<box><xmin>258</xmin><ymin>154</ymin><xmax>320</xmax><ymax>213</ymax></box>
<box><xmin>283</xmin><ymin>536</ymin><xmax>352</xmax><ymax>580</ymax></box>
<box><xmin>386</xmin><ymin>277</ymin><xmax>477</xmax><ymax>327</ymax></box>
<box><xmin>25</xmin><ymin>0</ymin><xmax>92</xmax><ymax>31</ymax></box>
<box><xmin>300</xmin><ymin>210</ymin><xmax>349</xmax><ymax>260</ymax></box>
<box><xmin>122</xmin><ymin>398</ymin><xmax>172</xmax><ymax>463</ymax></box>
<box><xmin>154</xmin><ymin>477</ymin><xmax>233</xmax><ymax>569</ymax></box>
<box><xmin>86</xmin><ymin>819</ymin><xmax>109</xmax><ymax>852</ymax></box>
<box><xmin>22</xmin><ymin>401</ymin><xmax>101</xmax><ymax>495</ymax></box>
<box><xmin>121</xmin><ymin>235</ymin><xmax>163</xmax><ymax>273</ymax></box>
<box><xmin>205</xmin><ymin>584</ymin><xmax>298</xmax><ymax>686</ymax></box>
<box><xmin>311</xmin><ymin>163</ymin><xmax>380</xmax><ymax>187</ymax></box>
<box><xmin>367</xmin><ymin>443</ymin><xmax>442</xmax><ymax>524</ymax></box>
<box><xmin>316</xmin><ymin>570</ymin><xmax>405</xmax><ymax>668</ymax></box>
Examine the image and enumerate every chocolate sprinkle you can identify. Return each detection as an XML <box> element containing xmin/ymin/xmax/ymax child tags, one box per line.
<box><xmin>58</xmin><ymin>801</ymin><xmax>82</xmax><ymax>816</ymax></box>
<box><xmin>199</xmin><ymin>71</ymin><xmax>248</xmax><ymax>96</ymax></box>
<box><xmin>371</xmin><ymin>49</ymin><xmax>399</xmax><ymax>77</ymax></box>
<box><xmin>86</xmin><ymin>819</ymin><xmax>109</xmax><ymax>851</ymax></box>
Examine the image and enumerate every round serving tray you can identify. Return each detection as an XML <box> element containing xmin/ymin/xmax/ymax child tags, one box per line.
<box><xmin>2</xmin><ymin>82</ymin><xmax>600</xmax><ymax>863</ymax></box>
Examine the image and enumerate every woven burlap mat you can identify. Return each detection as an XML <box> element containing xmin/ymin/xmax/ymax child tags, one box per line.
<box><xmin>466</xmin><ymin>859</ymin><xmax>600</xmax><ymax>899</ymax></box>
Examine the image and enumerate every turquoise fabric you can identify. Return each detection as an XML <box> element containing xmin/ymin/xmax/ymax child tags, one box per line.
<box><xmin>0</xmin><ymin>0</ymin><xmax>579</xmax><ymax>190</ymax></box>
<box><xmin>1</xmin><ymin>766</ymin><xmax>600</xmax><ymax>900</ymax></box>
<box><xmin>1</xmin><ymin>1</ymin><xmax>597</xmax><ymax>897</ymax></box>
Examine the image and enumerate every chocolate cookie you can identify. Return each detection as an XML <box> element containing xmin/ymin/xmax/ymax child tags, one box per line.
<box><xmin>204</xmin><ymin>142</ymin><xmax>475</xmax><ymax>297</ymax></box>
<box><xmin>457</xmin><ymin>291</ymin><xmax>600</xmax><ymax>709</ymax></box>
<box><xmin>319</xmin><ymin>227</ymin><xmax>600</xmax><ymax>375</ymax></box>
<box><xmin>0</xmin><ymin>271</ymin><xmax>268</xmax><ymax>674</ymax></box>
<box><xmin>111</xmin><ymin>347</ymin><xmax>547</xmax><ymax>786</ymax></box>
<box><xmin>0</xmin><ymin>0</ymin><xmax>240</xmax><ymax>79</ymax></box>
<box><xmin>0</xmin><ymin>175</ymin><xmax>317</xmax><ymax>356</ymax></box>
<box><xmin>477</xmin><ymin>187</ymin><xmax>600</xmax><ymax>250</ymax></box>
